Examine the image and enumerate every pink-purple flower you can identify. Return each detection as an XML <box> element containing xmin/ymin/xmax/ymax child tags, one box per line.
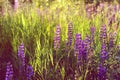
<box><xmin>100</xmin><ymin>25</ymin><xmax>107</xmax><ymax>44</ymax></box>
<box><xmin>13</xmin><ymin>0</ymin><xmax>19</xmax><ymax>11</ymax></box>
<box><xmin>74</xmin><ymin>34</ymin><xmax>81</xmax><ymax>56</ymax></box>
<box><xmin>54</xmin><ymin>24</ymin><xmax>61</xmax><ymax>50</ymax></box>
<box><xmin>68</xmin><ymin>22</ymin><xmax>73</xmax><ymax>46</ymax></box>
<box><xmin>5</xmin><ymin>62</ymin><xmax>14</xmax><ymax>80</ymax></box>
<box><xmin>26</xmin><ymin>65</ymin><xmax>34</xmax><ymax>80</ymax></box>
<box><xmin>98</xmin><ymin>64</ymin><xmax>106</xmax><ymax>80</ymax></box>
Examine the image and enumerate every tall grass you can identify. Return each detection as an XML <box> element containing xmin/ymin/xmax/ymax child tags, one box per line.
<box><xmin>0</xmin><ymin>0</ymin><xmax>120</xmax><ymax>80</ymax></box>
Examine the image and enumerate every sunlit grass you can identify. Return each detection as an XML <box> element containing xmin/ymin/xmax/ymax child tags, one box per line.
<box><xmin>0</xmin><ymin>0</ymin><xmax>120</xmax><ymax>80</ymax></box>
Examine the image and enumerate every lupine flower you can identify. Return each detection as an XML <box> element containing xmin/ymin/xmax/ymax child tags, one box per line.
<box><xmin>74</xmin><ymin>34</ymin><xmax>81</xmax><ymax>56</ymax></box>
<box><xmin>109</xmin><ymin>32</ymin><xmax>114</xmax><ymax>48</ymax></box>
<box><xmin>5</xmin><ymin>62</ymin><xmax>14</xmax><ymax>80</ymax></box>
<box><xmin>18</xmin><ymin>43</ymin><xmax>25</xmax><ymax>67</ymax></box>
<box><xmin>97</xmin><ymin>3</ymin><xmax>104</xmax><ymax>13</ymax></box>
<box><xmin>26</xmin><ymin>65</ymin><xmax>34</xmax><ymax>80</ymax></box>
<box><xmin>77</xmin><ymin>39</ymin><xmax>87</xmax><ymax>64</ymax></box>
<box><xmin>90</xmin><ymin>26</ymin><xmax>96</xmax><ymax>36</ymax></box>
<box><xmin>100</xmin><ymin>25</ymin><xmax>107</xmax><ymax>44</ymax></box>
<box><xmin>98</xmin><ymin>64</ymin><xmax>106</xmax><ymax>80</ymax></box>
<box><xmin>90</xmin><ymin>26</ymin><xmax>96</xmax><ymax>43</ymax></box>
<box><xmin>114</xmin><ymin>5</ymin><xmax>117</xmax><ymax>12</ymax></box>
<box><xmin>18</xmin><ymin>43</ymin><xmax>25</xmax><ymax>76</ymax></box>
<box><xmin>54</xmin><ymin>24</ymin><xmax>61</xmax><ymax>50</ymax></box>
<box><xmin>84</xmin><ymin>35</ymin><xmax>91</xmax><ymax>51</ymax></box>
<box><xmin>108</xmin><ymin>14</ymin><xmax>115</xmax><ymax>26</ymax></box>
<box><xmin>13</xmin><ymin>0</ymin><xmax>19</xmax><ymax>11</ymax></box>
<box><xmin>67</xmin><ymin>22</ymin><xmax>73</xmax><ymax>46</ymax></box>
<box><xmin>86</xmin><ymin>5</ymin><xmax>92</xmax><ymax>18</ymax></box>
<box><xmin>101</xmin><ymin>43</ymin><xmax>107</xmax><ymax>62</ymax></box>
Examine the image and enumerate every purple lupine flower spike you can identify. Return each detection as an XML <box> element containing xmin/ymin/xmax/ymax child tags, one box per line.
<box><xmin>68</xmin><ymin>22</ymin><xmax>73</xmax><ymax>46</ymax></box>
<box><xmin>98</xmin><ymin>64</ymin><xmax>106</xmax><ymax>80</ymax></box>
<box><xmin>80</xmin><ymin>40</ymin><xmax>87</xmax><ymax>63</ymax></box>
<box><xmin>5</xmin><ymin>62</ymin><xmax>14</xmax><ymax>80</ymax></box>
<box><xmin>114</xmin><ymin>5</ymin><xmax>117</xmax><ymax>12</ymax></box>
<box><xmin>90</xmin><ymin>26</ymin><xmax>96</xmax><ymax>36</ymax></box>
<box><xmin>74</xmin><ymin>34</ymin><xmax>82</xmax><ymax>80</ymax></box>
<box><xmin>18</xmin><ymin>43</ymin><xmax>25</xmax><ymax>67</ymax></box>
<box><xmin>109</xmin><ymin>32</ymin><xmax>114</xmax><ymax>48</ymax></box>
<box><xmin>74</xmin><ymin>34</ymin><xmax>81</xmax><ymax>56</ymax></box>
<box><xmin>26</xmin><ymin>65</ymin><xmax>34</xmax><ymax>80</ymax></box>
<box><xmin>84</xmin><ymin>35</ymin><xmax>91</xmax><ymax>51</ymax></box>
<box><xmin>108</xmin><ymin>14</ymin><xmax>115</xmax><ymax>26</ymax></box>
<box><xmin>77</xmin><ymin>39</ymin><xmax>86</xmax><ymax>64</ymax></box>
<box><xmin>18</xmin><ymin>43</ymin><xmax>26</xmax><ymax>77</ymax></box>
<box><xmin>101</xmin><ymin>43</ymin><xmax>107</xmax><ymax>62</ymax></box>
<box><xmin>100</xmin><ymin>25</ymin><xmax>107</xmax><ymax>44</ymax></box>
<box><xmin>54</xmin><ymin>24</ymin><xmax>61</xmax><ymax>50</ymax></box>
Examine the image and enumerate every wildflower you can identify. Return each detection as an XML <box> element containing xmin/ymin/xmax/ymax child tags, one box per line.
<box><xmin>84</xmin><ymin>35</ymin><xmax>91</xmax><ymax>51</ymax></box>
<box><xmin>80</xmin><ymin>40</ymin><xmax>87</xmax><ymax>63</ymax></box>
<box><xmin>18</xmin><ymin>43</ymin><xmax>26</xmax><ymax>77</ymax></box>
<box><xmin>114</xmin><ymin>5</ymin><xmax>117</xmax><ymax>12</ymax></box>
<box><xmin>76</xmin><ymin>39</ymin><xmax>87</xmax><ymax>65</ymax></box>
<box><xmin>5</xmin><ymin>62</ymin><xmax>14</xmax><ymax>80</ymax></box>
<box><xmin>90</xmin><ymin>26</ymin><xmax>96</xmax><ymax>43</ymax></box>
<box><xmin>98</xmin><ymin>64</ymin><xmax>106</xmax><ymax>80</ymax></box>
<box><xmin>26</xmin><ymin>65</ymin><xmax>34</xmax><ymax>80</ymax></box>
<box><xmin>90</xmin><ymin>26</ymin><xmax>96</xmax><ymax>36</ymax></box>
<box><xmin>108</xmin><ymin>14</ymin><xmax>115</xmax><ymax>26</ymax></box>
<box><xmin>13</xmin><ymin>0</ymin><xmax>19</xmax><ymax>11</ymax></box>
<box><xmin>74</xmin><ymin>34</ymin><xmax>81</xmax><ymax>56</ymax></box>
<box><xmin>109</xmin><ymin>32</ymin><xmax>115</xmax><ymax>48</ymax></box>
<box><xmin>100</xmin><ymin>25</ymin><xmax>107</xmax><ymax>44</ymax></box>
<box><xmin>54</xmin><ymin>24</ymin><xmax>61</xmax><ymax>50</ymax></box>
<box><xmin>68</xmin><ymin>22</ymin><xmax>73</xmax><ymax>46</ymax></box>
<box><xmin>101</xmin><ymin>43</ymin><xmax>107</xmax><ymax>62</ymax></box>
<box><xmin>18</xmin><ymin>43</ymin><xmax>25</xmax><ymax>67</ymax></box>
<box><xmin>86</xmin><ymin>5</ymin><xmax>92</xmax><ymax>19</ymax></box>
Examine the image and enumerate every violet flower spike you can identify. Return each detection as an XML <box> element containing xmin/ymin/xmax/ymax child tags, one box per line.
<box><xmin>81</xmin><ymin>40</ymin><xmax>87</xmax><ymax>62</ymax></box>
<box><xmin>77</xmin><ymin>39</ymin><xmax>87</xmax><ymax>64</ymax></box>
<box><xmin>100</xmin><ymin>25</ymin><xmax>107</xmax><ymax>44</ymax></box>
<box><xmin>18</xmin><ymin>43</ymin><xmax>26</xmax><ymax>77</ymax></box>
<box><xmin>90</xmin><ymin>26</ymin><xmax>96</xmax><ymax>43</ymax></box>
<box><xmin>54</xmin><ymin>25</ymin><xmax>61</xmax><ymax>50</ymax></box>
<box><xmin>101</xmin><ymin>43</ymin><xmax>107</xmax><ymax>62</ymax></box>
<box><xmin>5</xmin><ymin>62</ymin><xmax>14</xmax><ymax>80</ymax></box>
<box><xmin>84</xmin><ymin>35</ymin><xmax>91</xmax><ymax>51</ymax></box>
<box><xmin>98</xmin><ymin>64</ymin><xmax>106</xmax><ymax>80</ymax></box>
<box><xmin>18</xmin><ymin>43</ymin><xmax>25</xmax><ymax>67</ymax></box>
<box><xmin>68</xmin><ymin>22</ymin><xmax>73</xmax><ymax>46</ymax></box>
<box><xmin>90</xmin><ymin>26</ymin><xmax>96</xmax><ymax>36</ymax></box>
<box><xmin>109</xmin><ymin>32</ymin><xmax>114</xmax><ymax>48</ymax></box>
<box><xmin>74</xmin><ymin>34</ymin><xmax>81</xmax><ymax>56</ymax></box>
<box><xmin>26</xmin><ymin>65</ymin><xmax>34</xmax><ymax>80</ymax></box>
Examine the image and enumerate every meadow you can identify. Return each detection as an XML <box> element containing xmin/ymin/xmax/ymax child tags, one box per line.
<box><xmin>0</xmin><ymin>0</ymin><xmax>120</xmax><ymax>80</ymax></box>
